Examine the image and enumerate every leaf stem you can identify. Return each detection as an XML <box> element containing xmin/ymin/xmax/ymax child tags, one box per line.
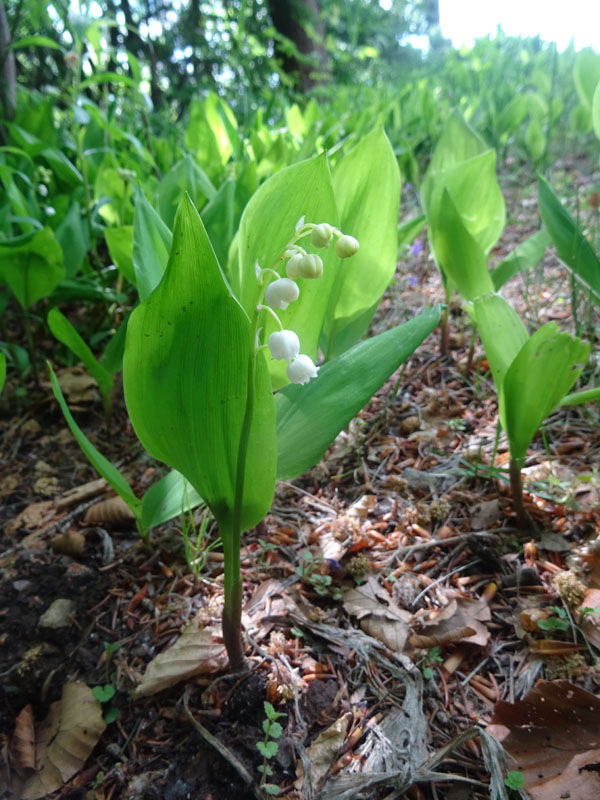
<box><xmin>509</xmin><ymin>456</ymin><xmax>528</xmax><ymax>529</ymax></box>
<box><xmin>222</xmin><ymin>309</ymin><xmax>261</xmax><ymax>671</ymax></box>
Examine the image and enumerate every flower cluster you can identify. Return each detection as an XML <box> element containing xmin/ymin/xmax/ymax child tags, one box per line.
<box><xmin>256</xmin><ymin>218</ymin><xmax>360</xmax><ymax>385</ymax></box>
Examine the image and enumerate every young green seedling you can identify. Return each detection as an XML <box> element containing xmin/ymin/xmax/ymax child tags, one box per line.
<box><xmin>474</xmin><ymin>293</ymin><xmax>589</xmax><ymax>528</ymax></box>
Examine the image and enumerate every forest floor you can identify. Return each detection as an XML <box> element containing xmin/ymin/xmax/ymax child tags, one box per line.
<box><xmin>1</xmin><ymin>159</ymin><xmax>600</xmax><ymax>800</ymax></box>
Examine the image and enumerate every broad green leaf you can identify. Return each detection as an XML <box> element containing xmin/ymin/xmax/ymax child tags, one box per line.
<box><xmin>524</xmin><ymin>119</ymin><xmax>545</xmax><ymax>162</ymax></box>
<box><xmin>502</xmin><ymin>324</ymin><xmax>589</xmax><ymax>461</ymax></box>
<box><xmin>275</xmin><ymin>306</ymin><xmax>441</xmax><ymax>481</ymax></box>
<box><xmin>0</xmin><ymin>352</ymin><xmax>5</xmax><ymax>394</ymax></box>
<box><xmin>593</xmin><ymin>80</ymin><xmax>600</xmax><ymax>140</ymax></box>
<box><xmin>48</xmin><ymin>363</ymin><xmax>142</xmax><ymax>523</ymax></box>
<box><xmin>561</xmin><ymin>386</ymin><xmax>600</xmax><ymax>407</ymax></box>
<box><xmin>491</xmin><ymin>228</ymin><xmax>551</xmax><ymax>291</ymax></box>
<box><xmin>105</xmin><ymin>226</ymin><xmax>135</xmax><ymax>285</ymax></box>
<box><xmin>158</xmin><ymin>156</ymin><xmax>216</xmax><ymax>229</ymax></box>
<box><xmin>55</xmin><ymin>201</ymin><xmax>88</xmax><ymax>278</ymax></box>
<box><xmin>133</xmin><ymin>189</ymin><xmax>172</xmax><ymax>301</ymax></box>
<box><xmin>323</xmin><ymin>127</ymin><xmax>401</xmax><ymax>359</ymax></box>
<box><xmin>141</xmin><ymin>470</ymin><xmax>204</xmax><ymax>530</ymax></box>
<box><xmin>100</xmin><ymin>315</ymin><xmax>129</xmax><ymax>375</ymax></box>
<box><xmin>422</xmin><ymin>114</ymin><xmax>505</xmax><ymax>256</ymax></box>
<box><xmin>80</xmin><ymin>71</ymin><xmax>139</xmax><ymax>90</ymax></box>
<box><xmin>10</xmin><ymin>35</ymin><xmax>62</xmax><ymax>51</ymax></box>
<box><xmin>237</xmin><ymin>153</ymin><xmax>338</xmax><ymax>390</ymax></box>
<box><xmin>538</xmin><ymin>177</ymin><xmax>600</xmax><ymax>303</ymax></box>
<box><xmin>0</xmin><ymin>228</ymin><xmax>64</xmax><ymax>309</ymax></box>
<box><xmin>48</xmin><ymin>307</ymin><xmax>113</xmax><ymax>411</ymax></box>
<box><xmin>430</xmin><ymin>190</ymin><xmax>493</xmax><ymax>301</ymax></box>
<box><xmin>497</xmin><ymin>96</ymin><xmax>527</xmax><ymax>136</ymax></box>
<box><xmin>124</xmin><ymin>196</ymin><xmax>276</xmax><ymax>534</ymax></box>
<box><xmin>422</xmin><ymin>111</ymin><xmax>488</xmax><ymax>192</ymax></box>
<box><xmin>574</xmin><ymin>48</ymin><xmax>600</xmax><ymax>110</ymax></box>
<box><xmin>473</xmin><ymin>293</ymin><xmax>528</xmax><ymax>397</ymax></box>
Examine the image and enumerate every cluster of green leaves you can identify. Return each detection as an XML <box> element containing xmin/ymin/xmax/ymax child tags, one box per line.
<box><xmin>420</xmin><ymin>110</ymin><xmax>598</xmax><ymax>523</ymax></box>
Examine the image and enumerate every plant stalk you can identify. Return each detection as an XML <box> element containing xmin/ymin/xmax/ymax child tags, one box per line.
<box><xmin>509</xmin><ymin>457</ymin><xmax>528</xmax><ymax>529</ymax></box>
<box><xmin>221</xmin><ymin>315</ymin><xmax>260</xmax><ymax>671</ymax></box>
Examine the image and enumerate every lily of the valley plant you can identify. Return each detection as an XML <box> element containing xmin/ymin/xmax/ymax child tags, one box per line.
<box><xmin>123</xmin><ymin>204</ymin><xmax>360</xmax><ymax>669</ymax></box>
<box><xmin>57</xmin><ymin>135</ymin><xmax>440</xmax><ymax>672</ymax></box>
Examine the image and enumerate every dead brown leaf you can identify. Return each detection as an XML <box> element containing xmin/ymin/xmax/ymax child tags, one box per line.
<box><xmin>410</xmin><ymin>597</ymin><xmax>491</xmax><ymax>649</ymax></box>
<box><xmin>133</xmin><ymin>617</ymin><xmax>227</xmax><ymax>698</ymax></box>
<box><xmin>488</xmin><ymin>680</ymin><xmax>600</xmax><ymax>800</ymax></box>
<box><xmin>343</xmin><ymin>576</ymin><xmax>411</xmax><ymax>652</ymax></box>
<box><xmin>9</xmin><ymin>681</ymin><xmax>106</xmax><ymax>800</ymax></box>
<box><xmin>295</xmin><ymin>713</ymin><xmax>350</xmax><ymax>791</ymax></box>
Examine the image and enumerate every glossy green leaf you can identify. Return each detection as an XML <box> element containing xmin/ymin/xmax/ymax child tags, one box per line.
<box><xmin>538</xmin><ymin>177</ymin><xmax>600</xmax><ymax>303</ymax></box>
<box><xmin>430</xmin><ymin>189</ymin><xmax>493</xmax><ymax>301</ymax></box>
<box><xmin>158</xmin><ymin>155</ymin><xmax>216</xmax><ymax>228</ymax></box>
<box><xmin>133</xmin><ymin>189</ymin><xmax>172</xmax><ymax>301</ymax></box>
<box><xmin>237</xmin><ymin>153</ymin><xmax>338</xmax><ymax>390</ymax></box>
<box><xmin>275</xmin><ymin>306</ymin><xmax>441</xmax><ymax>481</ymax></box>
<box><xmin>49</xmin><ymin>363</ymin><xmax>143</xmax><ymax>525</ymax></box>
<box><xmin>124</xmin><ymin>196</ymin><xmax>276</xmax><ymax>533</ymax></box>
<box><xmin>497</xmin><ymin>95</ymin><xmax>527</xmax><ymax>136</ymax></box>
<box><xmin>0</xmin><ymin>228</ymin><xmax>64</xmax><ymax>309</ymax></box>
<box><xmin>323</xmin><ymin>127</ymin><xmax>401</xmax><ymax>359</ymax></box>
<box><xmin>10</xmin><ymin>35</ymin><xmax>62</xmax><ymax>51</ymax></box>
<box><xmin>502</xmin><ymin>324</ymin><xmax>589</xmax><ymax>461</ymax></box>
<box><xmin>524</xmin><ymin>119</ymin><xmax>545</xmax><ymax>162</ymax></box>
<box><xmin>48</xmin><ymin>307</ymin><xmax>114</xmax><ymax>411</ymax></box>
<box><xmin>100</xmin><ymin>315</ymin><xmax>129</xmax><ymax>376</ymax></box>
<box><xmin>473</xmin><ymin>293</ymin><xmax>528</xmax><ymax>398</ymax></box>
<box><xmin>560</xmin><ymin>386</ymin><xmax>600</xmax><ymax>407</ymax></box>
<box><xmin>592</xmin><ymin>80</ymin><xmax>600</xmax><ymax>140</ymax></box>
<box><xmin>0</xmin><ymin>352</ymin><xmax>6</xmax><ymax>394</ymax></box>
<box><xmin>491</xmin><ymin>228</ymin><xmax>551</xmax><ymax>291</ymax></box>
<box><xmin>422</xmin><ymin>111</ymin><xmax>505</xmax><ymax>254</ymax></box>
<box><xmin>55</xmin><ymin>201</ymin><xmax>88</xmax><ymax>278</ymax></box>
<box><xmin>141</xmin><ymin>470</ymin><xmax>204</xmax><ymax>530</ymax></box>
<box><xmin>105</xmin><ymin>226</ymin><xmax>135</xmax><ymax>285</ymax></box>
<box><xmin>574</xmin><ymin>48</ymin><xmax>600</xmax><ymax>110</ymax></box>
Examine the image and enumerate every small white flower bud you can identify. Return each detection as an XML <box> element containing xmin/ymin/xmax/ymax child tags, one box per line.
<box><xmin>286</xmin><ymin>253</ymin><xmax>304</xmax><ymax>279</ymax></box>
<box><xmin>335</xmin><ymin>234</ymin><xmax>360</xmax><ymax>258</ymax></box>
<box><xmin>287</xmin><ymin>354</ymin><xmax>319</xmax><ymax>385</ymax></box>
<box><xmin>265</xmin><ymin>278</ymin><xmax>299</xmax><ymax>310</ymax></box>
<box><xmin>268</xmin><ymin>330</ymin><xmax>300</xmax><ymax>362</ymax></box>
<box><xmin>287</xmin><ymin>253</ymin><xmax>323</xmax><ymax>280</ymax></box>
<box><xmin>299</xmin><ymin>253</ymin><xmax>323</xmax><ymax>279</ymax></box>
<box><xmin>310</xmin><ymin>223</ymin><xmax>334</xmax><ymax>249</ymax></box>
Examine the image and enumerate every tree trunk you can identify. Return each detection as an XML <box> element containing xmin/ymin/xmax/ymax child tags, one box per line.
<box><xmin>0</xmin><ymin>0</ymin><xmax>16</xmax><ymax>121</ymax></box>
<box><xmin>266</xmin><ymin>0</ymin><xmax>329</xmax><ymax>92</ymax></box>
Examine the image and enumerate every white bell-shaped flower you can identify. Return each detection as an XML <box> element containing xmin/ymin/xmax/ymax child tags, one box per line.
<box><xmin>265</xmin><ymin>278</ymin><xmax>300</xmax><ymax>310</ymax></box>
<box><xmin>268</xmin><ymin>330</ymin><xmax>300</xmax><ymax>362</ymax></box>
<box><xmin>335</xmin><ymin>234</ymin><xmax>360</xmax><ymax>258</ymax></box>
<box><xmin>287</xmin><ymin>354</ymin><xmax>319</xmax><ymax>385</ymax></box>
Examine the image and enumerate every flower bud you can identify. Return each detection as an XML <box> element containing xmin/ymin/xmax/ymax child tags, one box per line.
<box><xmin>286</xmin><ymin>253</ymin><xmax>304</xmax><ymax>279</ymax></box>
<box><xmin>268</xmin><ymin>330</ymin><xmax>300</xmax><ymax>362</ymax></box>
<box><xmin>287</xmin><ymin>354</ymin><xmax>319</xmax><ymax>385</ymax></box>
<box><xmin>299</xmin><ymin>253</ymin><xmax>323</xmax><ymax>279</ymax></box>
<box><xmin>311</xmin><ymin>223</ymin><xmax>334</xmax><ymax>249</ymax></box>
<box><xmin>265</xmin><ymin>278</ymin><xmax>299</xmax><ymax>310</ymax></box>
<box><xmin>335</xmin><ymin>234</ymin><xmax>360</xmax><ymax>259</ymax></box>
